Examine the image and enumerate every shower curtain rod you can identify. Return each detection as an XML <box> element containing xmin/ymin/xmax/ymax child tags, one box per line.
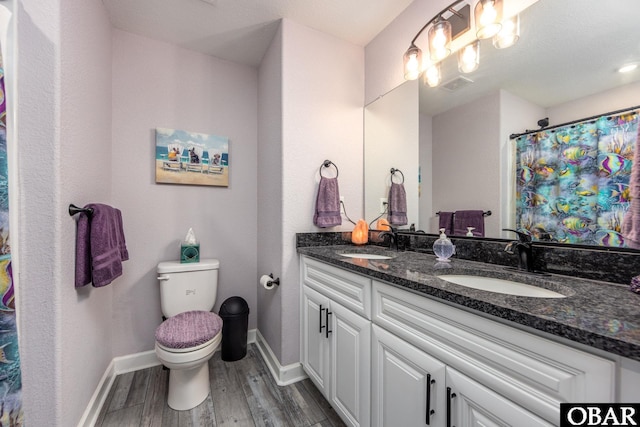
<box><xmin>509</xmin><ymin>104</ymin><xmax>640</xmax><ymax>140</ymax></box>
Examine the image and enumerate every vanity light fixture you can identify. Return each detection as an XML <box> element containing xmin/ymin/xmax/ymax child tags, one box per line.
<box><xmin>475</xmin><ymin>0</ymin><xmax>503</xmax><ymax>39</ymax></box>
<box><xmin>424</xmin><ymin>62</ymin><xmax>442</xmax><ymax>87</ymax></box>
<box><xmin>402</xmin><ymin>0</ymin><xmax>467</xmax><ymax>81</ymax></box>
<box><xmin>428</xmin><ymin>17</ymin><xmax>453</xmax><ymax>61</ymax></box>
<box><xmin>493</xmin><ymin>14</ymin><xmax>519</xmax><ymax>49</ymax></box>
<box><xmin>458</xmin><ymin>40</ymin><xmax>480</xmax><ymax>73</ymax></box>
<box><xmin>403</xmin><ymin>44</ymin><xmax>423</xmax><ymax>80</ymax></box>
<box><xmin>403</xmin><ymin>0</ymin><xmax>522</xmax><ymax>87</ymax></box>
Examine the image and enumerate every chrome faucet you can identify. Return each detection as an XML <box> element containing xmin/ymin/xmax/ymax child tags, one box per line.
<box><xmin>503</xmin><ymin>229</ymin><xmax>534</xmax><ymax>272</ymax></box>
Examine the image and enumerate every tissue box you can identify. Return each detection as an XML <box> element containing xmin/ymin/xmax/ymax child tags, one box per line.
<box><xmin>180</xmin><ymin>243</ymin><xmax>200</xmax><ymax>263</ymax></box>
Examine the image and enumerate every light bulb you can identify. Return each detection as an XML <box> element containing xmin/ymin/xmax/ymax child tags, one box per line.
<box><xmin>428</xmin><ymin>19</ymin><xmax>451</xmax><ymax>61</ymax></box>
<box><xmin>475</xmin><ymin>0</ymin><xmax>503</xmax><ymax>39</ymax></box>
<box><xmin>458</xmin><ymin>41</ymin><xmax>480</xmax><ymax>73</ymax></box>
<box><xmin>424</xmin><ymin>63</ymin><xmax>441</xmax><ymax>87</ymax></box>
<box><xmin>480</xmin><ymin>3</ymin><xmax>497</xmax><ymax>26</ymax></box>
<box><xmin>493</xmin><ymin>15</ymin><xmax>520</xmax><ymax>49</ymax></box>
<box><xmin>432</xmin><ymin>28</ymin><xmax>447</xmax><ymax>49</ymax></box>
<box><xmin>403</xmin><ymin>46</ymin><xmax>423</xmax><ymax>80</ymax></box>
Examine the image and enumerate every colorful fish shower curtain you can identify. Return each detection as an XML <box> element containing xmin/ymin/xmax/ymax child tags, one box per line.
<box><xmin>515</xmin><ymin>111</ymin><xmax>638</xmax><ymax>247</ymax></box>
<box><xmin>0</xmin><ymin>45</ymin><xmax>22</xmax><ymax>424</ymax></box>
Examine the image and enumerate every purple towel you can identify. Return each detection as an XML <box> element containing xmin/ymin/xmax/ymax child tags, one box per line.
<box><xmin>453</xmin><ymin>210</ymin><xmax>485</xmax><ymax>237</ymax></box>
<box><xmin>313</xmin><ymin>177</ymin><xmax>342</xmax><ymax>228</ymax></box>
<box><xmin>75</xmin><ymin>203</ymin><xmax>129</xmax><ymax>288</ymax></box>
<box><xmin>438</xmin><ymin>212</ymin><xmax>454</xmax><ymax>235</ymax></box>
<box><xmin>388</xmin><ymin>183</ymin><xmax>408</xmax><ymax>225</ymax></box>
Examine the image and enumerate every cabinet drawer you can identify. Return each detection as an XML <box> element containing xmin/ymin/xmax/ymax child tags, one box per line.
<box><xmin>372</xmin><ymin>280</ymin><xmax>615</xmax><ymax>424</ymax></box>
<box><xmin>301</xmin><ymin>256</ymin><xmax>371</xmax><ymax>319</ymax></box>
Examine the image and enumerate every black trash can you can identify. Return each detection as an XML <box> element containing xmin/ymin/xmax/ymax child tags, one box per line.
<box><xmin>219</xmin><ymin>296</ymin><xmax>250</xmax><ymax>361</ymax></box>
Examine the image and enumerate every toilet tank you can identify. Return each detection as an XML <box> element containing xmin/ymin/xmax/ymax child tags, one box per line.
<box><xmin>157</xmin><ymin>259</ymin><xmax>220</xmax><ymax>317</ymax></box>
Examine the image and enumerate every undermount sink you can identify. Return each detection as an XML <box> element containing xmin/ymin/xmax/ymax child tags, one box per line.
<box><xmin>437</xmin><ymin>275</ymin><xmax>567</xmax><ymax>298</ymax></box>
<box><xmin>339</xmin><ymin>253</ymin><xmax>394</xmax><ymax>260</ymax></box>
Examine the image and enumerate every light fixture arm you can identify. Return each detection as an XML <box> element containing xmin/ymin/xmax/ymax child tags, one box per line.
<box><xmin>409</xmin><ymin>0</ymin><xmax>465</xmax><ymax>45</ymax></box>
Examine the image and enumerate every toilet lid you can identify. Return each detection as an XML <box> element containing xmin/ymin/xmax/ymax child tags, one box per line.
<box><xmin>155</xmin><ymin>310</ymin><xmax>223</xmax><ymax>349</ymax></box>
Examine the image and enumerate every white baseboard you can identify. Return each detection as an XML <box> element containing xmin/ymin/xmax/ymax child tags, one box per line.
<box><xmin>113</xmin><ymin>350</ymin><xmax>162</xmax><ymax>374</ymax></box>
<box><xmin>76</xmin><ymin>359</ymin><xmax>117</xmax><ymax>427</ymax></box>
<box><xmin>255</xmin><ymin>329</ymin><xmax>307</xmax><ymax>386</ymax></box>
<box><xmin>77</xmin><ymin>349</ymin><xmax>163</xmax><ymax>427</ymax></box>
<box><xmin>79</xmin><ymin>329</ymin><xmax>258</xmax><ymax>426</ymax></box>
<box><xmin>78</xmin><ymin>328</ymin><xmax>266</xmax><ymax>426</ymax></box>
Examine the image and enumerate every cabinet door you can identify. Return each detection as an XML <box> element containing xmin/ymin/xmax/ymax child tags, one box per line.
<box><xmin>302</xmin><ymin>285</ymin><xmax>331</xmax><ymax>395</ymax></box>
<box><xmin>372</xmin><ymin>325</ymin><xmax>446</xmax><ymax>427</ymax></box>
<box><xmin>446</xmin><ymin>367</ymin><xmax>553</xmax><ymax>427</ymax></box>
<box><xmin>330</xmin><ymin>300</ymin><xmax>371</xmax><ymax>427</ymax></box>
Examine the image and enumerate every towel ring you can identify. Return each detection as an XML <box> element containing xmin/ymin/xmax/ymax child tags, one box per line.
<box><xmin>320</xmin><ymin>160</ymin><xmax>339</xmax><ymax>178</ymax></box>
<box><xmin>390</xmin><ymin>168</ymin><xmax>404</xmax><ymax>184</ymax></box>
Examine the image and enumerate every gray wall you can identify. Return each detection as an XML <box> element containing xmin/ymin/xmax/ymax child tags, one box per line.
<box><xmin>257</xmin><ymin>19</ymin><xmax>364</xmax><ymax>366</ymax></box>
<box><xmin>257</xmin><ymin>23</ymin><xmax>284</xmax><ymax>361</ymax></box>
<box><xmin>17</xmin><ymin>2</ymin><xmax>366</xmax><ymax>425</ymax></box>
<box><xmin>431</xmin><ymin>92</ymin><xmax>501</xmax><ymax>236</ymax></box>
<box><xmin>16</xmin><ymin>0</ymin><xmax>114</xmax><ymax>425</ymax></box>
<box><xmin>111</xmin><ymin>29</ymin><xmax>259</xmax><ymax>355</ymax></box>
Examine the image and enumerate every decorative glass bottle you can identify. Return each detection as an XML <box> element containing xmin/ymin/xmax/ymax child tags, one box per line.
<box><xmin>433</xmin><ymin>228</ymin><xmax>455</xmax><ymax>262</ymax></box>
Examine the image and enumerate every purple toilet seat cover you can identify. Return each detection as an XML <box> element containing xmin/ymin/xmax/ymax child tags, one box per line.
<box><xmin>155</xmin><ymin>310</ymin><xmax>223</xmax><ymax>349</ymax></box>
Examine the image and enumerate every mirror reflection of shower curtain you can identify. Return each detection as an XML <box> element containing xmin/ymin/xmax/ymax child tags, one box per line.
<box><xmin>622</xmin><ymin>124</ymin><xmax>640</xmax><ymax>249</ymax></box>
<box><xmin>515</xmin><ymin>111</ymin><xmax>638</xmax><ymax>247</ymax></box>
<box><xmin>0</xmin><ymin>38</ymin><xmax>23</xmax><ymax>425</ymax></box>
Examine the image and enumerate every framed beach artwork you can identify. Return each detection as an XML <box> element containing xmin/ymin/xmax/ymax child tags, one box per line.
<box><xmin>155</xmin><ymin>128</ymin><xmax>229</xmax><ymax>187</ymax></box>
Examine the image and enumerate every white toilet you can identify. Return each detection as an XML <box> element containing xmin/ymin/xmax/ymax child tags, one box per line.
<box><xmin>154</xmin><ymin>259</ymin><xmax>223</xmax><ymax>411</ymax></box>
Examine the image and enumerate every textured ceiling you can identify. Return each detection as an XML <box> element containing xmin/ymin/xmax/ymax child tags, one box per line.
<box><xmin>101</xmin><ymin>0</ymin><xmax>415</xmax><ymax>67</ymax></box>
<box><xmin>102</xmin><ymin>0</ymin><xmax>640</xmax><ymax>113</ymax></box>
<box><xmin>419</xmin><ymin>0</ymin><xmax>640</xmax><ymax>115</ymax></box>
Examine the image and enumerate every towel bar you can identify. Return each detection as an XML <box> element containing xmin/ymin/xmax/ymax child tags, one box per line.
<box><xmin>69</xmin><ymin>204</ymin><xmax>94</xmax><ymax>217</ymax></box>
<box><xmin>436</xmin><ymin>210</ymin><xmax>491</xmax><ymax>217</ymax></box>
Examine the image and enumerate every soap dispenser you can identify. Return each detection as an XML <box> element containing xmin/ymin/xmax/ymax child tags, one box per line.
<box><xmin>433</xmin><ymin>228</ymin><xmax>455</xmax><ymax>262</ymax></box>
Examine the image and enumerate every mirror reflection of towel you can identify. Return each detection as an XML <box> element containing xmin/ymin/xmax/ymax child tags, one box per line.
<box><xmin>453</xmin><ymin>210</ymin><xmax>485</xmax><ymax>236</ymax></box>
<box><xmin>388</xmin><ymin>183</ymin><xmax>407</xmax><ymax>225</ymax></box>
<box><xmin>438</xmin><ymin>212</ymin><xmax>454</xmax><ymax>235</ymax></box>
<box><xmin>313</xmin><ymin>177</ymin><xmax>342</xmax><ymax>228</ymax></box>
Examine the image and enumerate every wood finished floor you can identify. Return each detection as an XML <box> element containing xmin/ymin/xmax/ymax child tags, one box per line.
<box><xmin>95</xmin><ymin>344</ymin><xmax>346</xmax><ymax>427</ymax></box>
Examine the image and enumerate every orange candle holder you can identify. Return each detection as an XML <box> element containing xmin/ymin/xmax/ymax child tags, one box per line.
<box><xmin>351</xmin><ymin>219</ymin><xmax>369</xmax><ymax>245</ymax></box>
<box><xmin>376</xmin><ymin>218</ymin><xmax>391</xmax><ymax>231</ymax></box>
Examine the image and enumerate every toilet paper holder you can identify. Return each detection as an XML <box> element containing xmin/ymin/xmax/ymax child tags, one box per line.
<box><xmin>267</xmin><ymin>273</ymin><xmax>280</xmax><ymax>287</ymax></box>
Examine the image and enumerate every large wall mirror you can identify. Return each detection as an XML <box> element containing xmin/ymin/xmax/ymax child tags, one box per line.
<box><xmin>365</xmin><ymin>0</ymin><xmax>640</xmax><ymax>249</ymax></box>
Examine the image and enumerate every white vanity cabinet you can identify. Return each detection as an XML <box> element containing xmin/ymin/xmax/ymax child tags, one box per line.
<box><xmin>373</xmin><ymin>324</ymin><xmax>552</xmax><ymax>426</ymax></box>
<box><xmin>372</xmin><ymin>280</ymin><xmax>616</xmax><ymax>426</ymax></box>
<box><xmin>300</xmin><ymin>256</ymin><xmax>619</xmax><ymax>427</ymax></box>
<box><xmin>301</xmin><ymin>257</ymin><xmax>371</xmax><ymax>427</ymax></box>
<box><xmin>371</xmin><ymin>324</ymin><xmax>446</xmax><ymax>426</ymax></box>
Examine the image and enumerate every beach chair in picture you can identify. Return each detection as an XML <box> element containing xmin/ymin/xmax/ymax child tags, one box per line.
<box><xmin>162</xmin><ymin>143</ymin><xmax>183</xmax><ymax>172</ymax></box>
<box><xmin>205</xmin><ymin>152</ymin><xmax>224</xmax><ymax>174</ymax></box>
<box><xmin>184</xmin><ymin>146</ymin><xmax>205</xmax><ymax>173</ymax></box>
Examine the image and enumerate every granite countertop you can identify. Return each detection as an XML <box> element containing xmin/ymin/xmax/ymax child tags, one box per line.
<box><xmin>297</xmin><ymin>244</ymin><xmax>640</xmax><ymax>361</ymax></box>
